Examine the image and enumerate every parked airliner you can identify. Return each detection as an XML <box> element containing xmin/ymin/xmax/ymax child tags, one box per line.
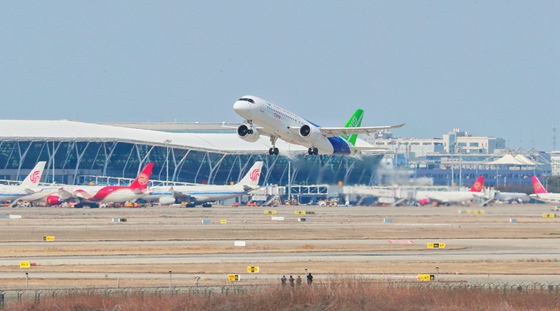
<box><xmin>529</xmin><ymin>176</ymin><xmax>560</xmax><ymax>204</ymax></box>
<box><xmin>233</xmin><ymin>95</ymin><xmax>404</xmax><ymax>155</ymax></box>
<box><xmin>48</xmin><ymin>162</ymin><xmax>155</xmax><ymax>206</ymax></box>
<box><xmin>415</xmin><ymin>176</ymin><xmax>485</xmax><ymax>206</ymax></box>
<box><xmin>144</xmin><ymin>161</ymin><xmax>263</xmax><ymax>207</ymax></box>
<box><xmin>0</xmin><ymin>161</ymin><xmax>46</xmax><ymax>203</ymax></box>
<box><xmin>493</xmin><ymin>191</ymin><xmax>529</xmax><ymax>204</ymax></box>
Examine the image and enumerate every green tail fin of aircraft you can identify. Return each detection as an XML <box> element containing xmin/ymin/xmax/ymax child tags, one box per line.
<box><xmin>341</xmin><ymin>109</ymin><xmax>364</xmax><ymax>146</ymax></box>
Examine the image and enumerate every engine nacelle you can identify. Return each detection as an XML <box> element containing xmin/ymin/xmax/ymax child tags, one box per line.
<box><xmin>159</xmin><ymin>196</ymin><xmax>176</xmax><ymax>205</ymax></box>
<box><xmin>237</xmin><ymin>124</ymin><xmax>260</xmax><ymax>142</ymax></box>
<box><xmin>417</xmin><ymin>198</ymin><xmax>430</xmax><ymax>206</ymax></box>
<box><xmin>299</xmin><ymin>124</ymin><xmax>322</xmax><ymax>142</ymax></box>
<box><xmin>46</xmin><ymin>195</ymin><xmax>62</xmax><ymax>206</ymax></box>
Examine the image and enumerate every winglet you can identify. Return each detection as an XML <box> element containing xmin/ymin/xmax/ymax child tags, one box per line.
<box><xmin>531</xmin><ymin>176</ymin><xmax>548</xmax><ymax>194</ymax></box>
<box><xmin>129</xmin><ymin>162</ymin><xmax>154</xmax><ymax>190</ymax></box>
<box><xmin>469</xmin><ymin>176</ymin><xmax>484</xmax><ymax>192</ymax></box>
<box><xmin>341</xmin><ymin>109</ymin><xmax>364</xmax><ymax>146</ymax></box>
<box><xmin>21</xmin><ymin>161</ymin><xmax>46</xmax><ymax>188</ymax></box>
<box><xmin>237</xmin><ymin>161</ymin><xmax>263</xmax><ymax>188</ymax></box>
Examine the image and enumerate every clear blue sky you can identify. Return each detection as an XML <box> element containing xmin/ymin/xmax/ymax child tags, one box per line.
<box><xmin>1</xmin><ymin>1</ymin><xmax>558</xmax><ymax>151</ymax></box>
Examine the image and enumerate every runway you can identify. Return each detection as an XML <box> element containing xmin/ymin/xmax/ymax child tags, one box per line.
<box><xmin>1</xmin><ymin>203</ymin><xmax>559</xmax><ymax>289</ymax></box>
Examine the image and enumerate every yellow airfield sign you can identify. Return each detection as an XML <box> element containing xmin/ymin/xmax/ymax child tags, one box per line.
<box><xmin>43</xmin><ymin>235</ymin><xmax>55</xmax><ymax>241</ymax></box>
<box><xmin>427</xmin><ymin>243</ymin><xmax>446</xmax><ymax>249</ymax></box>
<box><xmin>417</xmin><ymin>274</ymin><xmax>435</xmax><ymax>281</ymax></box>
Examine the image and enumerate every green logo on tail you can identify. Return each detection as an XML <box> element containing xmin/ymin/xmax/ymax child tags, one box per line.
<box><xmin>341</xmin><ymin>109</ymin><xmax>363</xmax><ymax>146</ymax></box>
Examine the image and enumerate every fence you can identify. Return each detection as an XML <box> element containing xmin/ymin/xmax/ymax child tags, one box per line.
<box><xmin>0</xmin><ymin>282</ymin><xmax>559</xmax><ymax>307</ymax></box>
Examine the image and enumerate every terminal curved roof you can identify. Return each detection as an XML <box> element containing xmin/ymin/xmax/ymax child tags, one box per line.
<box><xmin>488</xmin><ymin>154</ymin><xmax>538</xmax><ymax>166</ymax></box>
<box><xmin>0</xmin><ymin>119</ymin><xmax>307</xmax><ymax>153</ymax></box>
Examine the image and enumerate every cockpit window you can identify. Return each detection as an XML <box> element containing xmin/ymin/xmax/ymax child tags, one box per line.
<box><xmin>238</xmin><ymin>97</ymin><xmax>255</xmax><ymax>103</ymax></box>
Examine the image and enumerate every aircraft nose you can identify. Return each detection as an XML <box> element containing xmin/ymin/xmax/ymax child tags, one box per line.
<box><xmin>233</xmin><ymin>99</ymin><xmax>253</xmax><ymax>116</ymax></box>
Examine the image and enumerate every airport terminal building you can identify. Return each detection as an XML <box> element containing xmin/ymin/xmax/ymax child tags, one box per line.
<box><xmin>0</xmin><ymin>120</ymin><xmax>383</xmax><ymax>187</ymax></box>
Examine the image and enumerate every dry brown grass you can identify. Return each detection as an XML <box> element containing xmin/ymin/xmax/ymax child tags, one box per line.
<box><xmin>6</xmin><ymin>279</ymin><xmax>560</xmax><ymax>311</ymax></box>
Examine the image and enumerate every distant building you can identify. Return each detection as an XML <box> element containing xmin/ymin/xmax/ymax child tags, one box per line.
<box><xmin>442</xmin><ymin>129</ymin><xmax>506</xmax><ymax>155</ymax></box>
<box><xmin>551</xmin><ymin>151</ymin><xmax>560</xmax><ymax>176</ymax></box>
<box><xmin>364</xmin><ymin>128</ymin><xmax>548</xmax><ymax>187</ymax></box>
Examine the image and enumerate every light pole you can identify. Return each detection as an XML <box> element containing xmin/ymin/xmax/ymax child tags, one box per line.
<box><xmin>459</xmin><ymin>147</ymin><xmax>463</xmax><ymax>188</ymax></box>
<box><xmin>451</xmin><ymin>152</ymin><xmax>455</xmax><ymax>187</ymax></box>
<box><xmin>287</xmin><ymin>161</ymin><xmax>292</xmax><ymax>203</ymax></box>
<box><xmin>25</xmin><ymin>272</ymin><xmax>29</xmax><ymax>294</ymax></box>
<box><xmin>168</xmin><ymin>270</ymin><xmax>172</xmax><ymax>293</ymax></box>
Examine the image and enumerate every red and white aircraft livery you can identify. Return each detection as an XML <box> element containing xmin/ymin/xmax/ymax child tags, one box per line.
<box><xmin>415</xmin><ymin>176</ymin><xmax>485</xmax><ymax>206</ymax></box>
<box><xmin>50</xmin><ymin>162</ymin><xmax>155</xmax><ymax>205</ymax></box>
<box><xmin>529</xmin><ymin>176</ymin><xmax>560</xmax><ymax>204</ymax></box>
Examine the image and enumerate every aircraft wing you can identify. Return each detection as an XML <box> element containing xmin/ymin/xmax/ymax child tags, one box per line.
<box><xmin>24</xmin><ymin>188</ymin><xmax>41</xmax><ymax>194</ymax></box>
<box><xmin>223</xmin><ymin>123</ymin><xmax>275</xmax><ymax>137</ymax></box>
<box><xmin>72</xmin><ymin>189</ymin><xmax>95</xmax><ymax>200</ymax></box>
<box><xmin>172</xmin><ymin>190</ymin><xmax>193</xmax><ymax>201</ymax></box>
<box><xmin>320</xmin><ymin>124</ymin><xmax>405</xmax><ymax>137</ymax></box>
<box><xmin>58</xmin><ymin>188</ymin><xmax>75</xmax><ymax>200</ymax></box>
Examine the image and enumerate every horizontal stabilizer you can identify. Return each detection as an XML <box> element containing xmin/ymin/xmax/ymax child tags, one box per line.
<box><xmin>243</xmin><ymin>185</ymin><xmax>260</xmax><ymax>192</ymax></box>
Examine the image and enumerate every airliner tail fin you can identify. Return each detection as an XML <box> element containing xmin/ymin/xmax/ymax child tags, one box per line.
<box><xmin>341</xmin><ymin>109</ymin><xmax>364</xmax><ymax>146</ymax></box>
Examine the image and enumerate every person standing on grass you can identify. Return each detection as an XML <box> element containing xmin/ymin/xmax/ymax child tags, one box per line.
<box><xmin>281</xmin><ymin>275</ymin><xmax>287</xmax><ymax>286</ymax></box>
<box><xmin>307</xmin><ymin>273</ymin><xmax>313</xmax><ymax>285</ymax></box>
<box><xmin>289</xmin><ymin>275</ymin><xmax>294</xmax><ymax>287</ymax></box>
<box><xmin>296</xmin><ymin>275</ymin><xmax>302</xmax><ymax>286</ymax></box>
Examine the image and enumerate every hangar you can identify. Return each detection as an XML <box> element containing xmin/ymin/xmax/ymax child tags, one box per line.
<box><xmin>0</xmin><ymin>120</ymin><xmax>383</xmax><ymax>186</ymax></box>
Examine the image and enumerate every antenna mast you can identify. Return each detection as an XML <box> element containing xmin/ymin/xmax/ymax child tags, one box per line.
<box><xmin>554</xmin><ymin>125</ymin><xmax>557</xmax><ymax>151</ymax></box>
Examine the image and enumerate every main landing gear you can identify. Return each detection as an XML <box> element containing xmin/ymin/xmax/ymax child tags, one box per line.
<box><xmin>269</xmin><ymin>135</ymin><xmax>279</xmax><ymax>155</ymax></box>
<box><xmin>308</xmin><ymin>147</ymin><xmax>318</xmax><ymax>155</ymax></box>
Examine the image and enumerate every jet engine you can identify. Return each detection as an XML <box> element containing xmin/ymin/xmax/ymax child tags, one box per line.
<box><xmin>45</xmin><ymin>195</ymin><xmax>63</xmax><ymax>206</ymax></box>
<box><xmin>299</xmin><ymin>124</ymin><xmax>322</xmax><ymax>142</ymax></box>
<box><xmin>237</xmin><ymin>124</ymin><xmax>260</xmax><ymax>142</ymax></box>
<box><xmin>417</xmin><ymin>198</ymin><xmax>430</xmax><ymax>206</ymax></box>
<box><xmin>159</xmin><ymin>196</ymin><xmax>176</xmax><ymax>205</ymax></box>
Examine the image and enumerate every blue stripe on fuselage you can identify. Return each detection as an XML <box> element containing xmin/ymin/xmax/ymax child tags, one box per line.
<box><xmin>303</xmin><ymin>119</ymin><xmax>320</xmax><ymax>127</ymax></box>
<box><xmin>328</xmin><ymin>137</ymin><xmax>351</xmax><ymax>155</ymax></box>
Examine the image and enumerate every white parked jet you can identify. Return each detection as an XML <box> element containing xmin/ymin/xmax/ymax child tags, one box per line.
<box><xmin>144</xmin><ymin>161</ymin><xmax>263</xmax><ymax>207</ymax></box>
<box><xmin>529</xmin><ymin>176</ymin><xmax>560</xmax><ymax>204</ymax></box>
<box><xmin>493</xmin><ymin>191</ymin><xmax>530</xmax><ymax>204</ymax></box>
<box><xmin>415</xmin><ymin>176</ymin><xmax>485</xmax><ymax>206</ymax></box>
<box><xmin>0</xmin><ymin>161</ymin><xmax>46</xmax><ymax>203</ymax></box>
<box><xmin>233</xmin><ymin>95</ymin><xmax>404</xmax><ymax>155</ymax></box>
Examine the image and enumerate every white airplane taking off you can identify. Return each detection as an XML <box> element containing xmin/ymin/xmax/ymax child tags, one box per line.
<box><xmin>144</xmin><ymin>161</ymin><xmax>263</xmax><ymax>207</ymax></box>
<box><xmin>0</xmin><ymin>161</ymin><xmax>46</xmax><ymax>203</ymax></box>
<box><xmin>233</xmin><ymin>95</ymin><xmax>404</xmax><ymax>155</ymax></box>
